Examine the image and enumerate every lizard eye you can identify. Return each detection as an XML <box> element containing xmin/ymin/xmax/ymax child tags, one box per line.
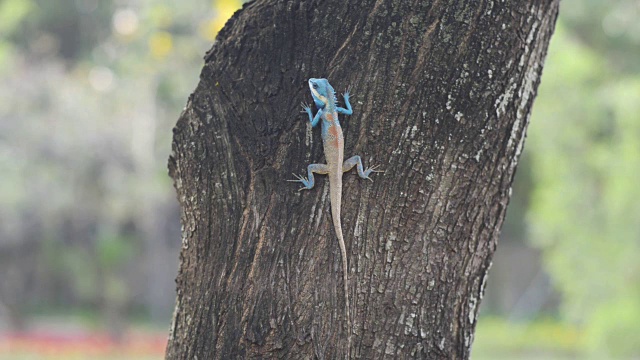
<box><xmin>312</xmin><ymin>84</ymin><xmax>318</xmax><ymax>89</ymax></box>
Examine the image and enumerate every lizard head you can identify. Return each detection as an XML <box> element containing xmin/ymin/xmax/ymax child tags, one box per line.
<box><xmin>308</xmin><ymin>78</ymin><xmax>336</xmax><ymax>108</ymax></box>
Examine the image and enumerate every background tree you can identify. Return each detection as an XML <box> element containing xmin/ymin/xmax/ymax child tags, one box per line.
<box><xmin>166</xmin><ymin>1</ymin><xmax>559</xmax><ymax>358</ymax></box>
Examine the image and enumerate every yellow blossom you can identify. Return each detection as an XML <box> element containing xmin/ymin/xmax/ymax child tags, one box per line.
<box><xmin>149</xmin><ymin>31</ymin><xmax>173</xmax><ymax>59</ymax></box>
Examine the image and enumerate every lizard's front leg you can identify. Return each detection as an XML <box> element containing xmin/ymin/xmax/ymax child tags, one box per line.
<box><xmin>301</xmin><ymin>103</ymin><xmax>323</xmax><ymax>127</ymax></box>
<box><xmin>336</xmin><ymin>88</ymin><xmax>353</xmax><ymax>115</ymax></box>
<box><xmin>343</xmin><ymin>155</ymin><xmax>382</xmax><ymax>181</ymax></box>
<box><xmin>288</xmin><ymin>163</ymin><xmax>329</xmax><ymax>191</ymax></box>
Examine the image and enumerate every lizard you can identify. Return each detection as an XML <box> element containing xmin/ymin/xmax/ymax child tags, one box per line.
<box><xmin>289</xmin><ymin>78</ymin><xmax>380</xmax><ymax>356</ymax></box>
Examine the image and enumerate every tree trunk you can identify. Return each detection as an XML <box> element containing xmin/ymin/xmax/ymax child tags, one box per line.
<box><xmin>166</xmin><ymin>1</ymin><xmax>559</xmax><ymax>359</ymax></box>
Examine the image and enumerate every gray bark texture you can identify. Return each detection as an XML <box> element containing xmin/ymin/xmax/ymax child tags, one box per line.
<box><xmin>166</xmin><ymin>0</ymin><xmax>559</xmax><ymax>359</ymax></box>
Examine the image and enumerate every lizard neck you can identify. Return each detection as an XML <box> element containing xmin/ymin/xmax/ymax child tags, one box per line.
<box><xmin>320</xmin><ymin>102</ymin><xmax>339</xmax><ymax>131</ymax></box>
<box><xmin>324</xmin><ymin>101</ymin><xmax>336</xmax><ymax>112</ymax></box>
<box><xmin>318</xmin><ymin>91</ymin><xmax>336</xmax><ymax>111</ymax></box>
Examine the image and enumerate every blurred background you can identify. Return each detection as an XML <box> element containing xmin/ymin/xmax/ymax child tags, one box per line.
<box><xmin>0</xmin><ymin>0</ymin><xmax>638</xmax><ymax>359</ymax></box>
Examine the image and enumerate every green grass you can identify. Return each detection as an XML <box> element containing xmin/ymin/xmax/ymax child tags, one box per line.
<box><xmin>472</xmin><ymin>317</ymin><xmax>582</xmax><ymax>360</ymax></box>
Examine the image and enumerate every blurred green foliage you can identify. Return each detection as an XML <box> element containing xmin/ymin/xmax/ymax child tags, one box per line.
<box><xmin>0</xmin><ymin>0</ymin><xmax>33</xmax><ymax>35</ymax></box>
<box><xmin>0</xmin><ymin>0</ymin><xmax>246</xmax><ymax>333</ymax></box>
<box><xmin>511</xmin><ymin>0</ymin><xmax>640</xmax><ymax>357</ymax></box>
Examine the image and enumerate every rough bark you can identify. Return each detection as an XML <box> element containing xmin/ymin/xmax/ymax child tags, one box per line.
<box><xmin>166</xmin><ymin>0</ymin><xmax>559</xmax><ymax>359</ymax></box>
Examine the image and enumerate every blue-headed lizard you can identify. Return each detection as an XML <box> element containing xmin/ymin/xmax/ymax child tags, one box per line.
<box><xmin>289</xmin><ymin>78</ymin><xmax>381</xmax><ymax>355</ymax></box>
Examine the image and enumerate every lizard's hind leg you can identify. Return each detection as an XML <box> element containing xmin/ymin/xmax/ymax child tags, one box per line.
<box><xmin>288</xmin><ymin>163</ymin><xmax>329</xmax><ymax>191</ymax></box>
<box><xmin>343</xmin><ymin>155</ymin><xmax>383</xmax><ymax>181</ymax></box>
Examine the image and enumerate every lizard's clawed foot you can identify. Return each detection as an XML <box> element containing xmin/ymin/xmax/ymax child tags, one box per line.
<box><xmin>300</xmin><ymin>102</ymin><xmax>312</xmax><ymax>114</ymax></box>
<box><xmin>343</xmin><ymin>86</ymin><xmax>353</xmax><ymax>100</ymax></box>
<box><xmin>287</xmin><ymin>173</ymin><xmax>312</xmax><ymax>191</ymax></box>
<box><xmin>363</xmin><ymin>164</ymin><xmax>384</xmax><ymax>181</ymax></box>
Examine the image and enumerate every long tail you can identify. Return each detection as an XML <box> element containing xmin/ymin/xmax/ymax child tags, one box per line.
<box><xmin>329</xmin><ymin>176</ymin><xmax>351</xmax><ymax>358</ymax></box>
